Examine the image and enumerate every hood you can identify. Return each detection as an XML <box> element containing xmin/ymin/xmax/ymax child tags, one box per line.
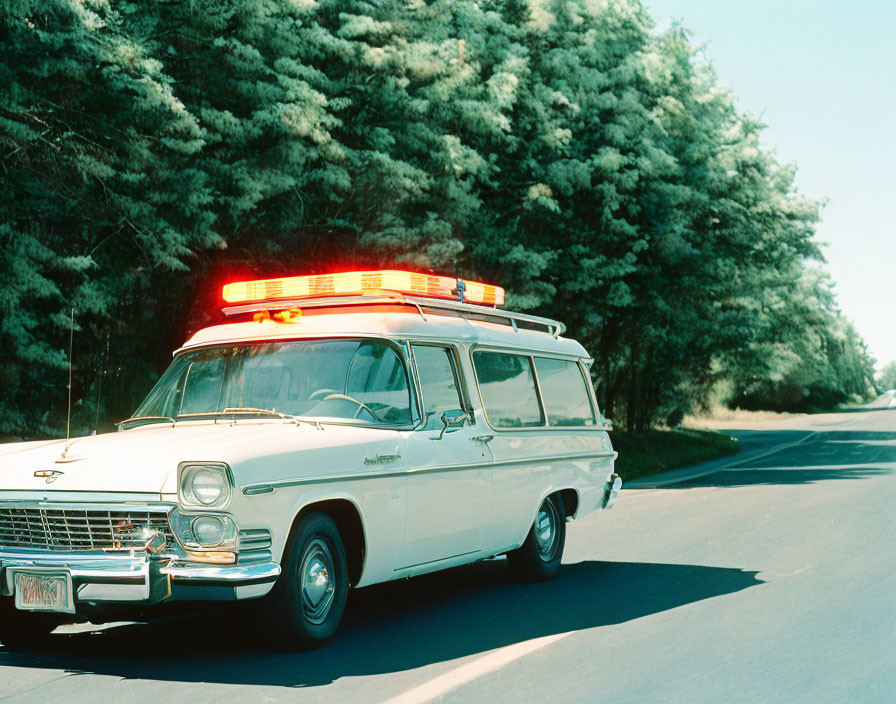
<box><xmin>0</xmin><ymin>421</ymin><xmax>400</xmax><ymax>496</ymax></box>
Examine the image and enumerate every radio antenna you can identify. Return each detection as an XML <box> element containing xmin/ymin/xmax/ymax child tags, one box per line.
<box><xmin>63</xmin><ymin>308</ymin><xmax>74</xmax><ymax>457</ymax></box>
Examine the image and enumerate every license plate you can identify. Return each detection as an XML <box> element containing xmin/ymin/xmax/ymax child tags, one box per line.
<box><xmin>14</xmin><ymin>570</ymin><xmax>75</xmax><ymax>614</ymax></box>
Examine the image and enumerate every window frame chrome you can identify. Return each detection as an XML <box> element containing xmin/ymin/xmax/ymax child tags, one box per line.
<box><xmin>407</xmin><ymin>341</ymin><xmax>475</xmax><ymax>432</ymax></box>
<box><xmin>577</xmin><ymin>358</ymin><xmax>602</xmax><ymax>426</ymax></box>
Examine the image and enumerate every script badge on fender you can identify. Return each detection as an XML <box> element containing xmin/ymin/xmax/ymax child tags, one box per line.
<box><xmin>34</xmin><ymin>469</ymin><xmax>64</xmax><ymax>484</ymax></box>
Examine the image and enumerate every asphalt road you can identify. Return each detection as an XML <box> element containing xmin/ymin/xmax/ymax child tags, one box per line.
<box><xmin>1</xmin><ymin>404</ymin><xmax>895</xmax><ymax>703</ymax></box>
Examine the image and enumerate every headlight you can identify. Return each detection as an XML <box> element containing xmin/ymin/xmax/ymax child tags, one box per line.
<box><xmin>169</xmin><ymin>509</ymin><xmax>239</xmax><ymax>550</ymax></box>
<box><xmin>179</xmin><ymin>463</ymin><xmax>232</xmax><ymax>509</ymax></box>
<box><xmin>192</xmin><ymin>516</ymin><xmax>225</xmax><ymax>547</ymax></box>
<box><xmin>191</xmin><ymin>469</ymin><xmax>225</xmax><ymax>505</ymax></box>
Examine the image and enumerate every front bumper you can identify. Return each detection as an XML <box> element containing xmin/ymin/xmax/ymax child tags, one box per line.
<box><xmin>0</xmin><ymin>548</ymin><xmax>281</xmax><ymax>611</ymax></box>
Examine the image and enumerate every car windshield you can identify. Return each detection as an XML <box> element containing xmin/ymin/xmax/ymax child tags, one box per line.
<box><xmin>132</xmin><ymin>338</ymin><xmax>415</xmax><ymax>428</ymax></box>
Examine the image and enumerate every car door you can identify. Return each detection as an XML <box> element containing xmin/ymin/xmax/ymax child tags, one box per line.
<box><xmin>396</xmin><ymin>343</ymin><xmax>494</xmax><ymax>570</ymax></box>
<box><xmin>468</xmin><ymin>350</ymin><xmax>607</xmax><ymax>552</ymax></box>
<box><xmin>465</xmin><ymin>348</ymin><xmax>548</xmax><ymax>552</ymax></box>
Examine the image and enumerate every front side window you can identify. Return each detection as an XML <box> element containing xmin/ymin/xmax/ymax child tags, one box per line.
<box><xmin>533</xmin><ymin>357</ymin><xmax>596</xmax><ymax>426</ymax></box>
<box><xmin>413</xmin><ymin>345</ymin><xmax>465</xmax><ymax>430</ymax></box>
<box><xmin>473</xmin><ymin>351</ymin><xmax>544</xmax><ymax>428</ymax></box>
<box><xmin>134</xmin><ymin>339</ymin><xmax>413</xmax><ymax>427</ymax></box>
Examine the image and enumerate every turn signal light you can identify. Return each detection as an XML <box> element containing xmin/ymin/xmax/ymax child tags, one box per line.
<box><xmin>186</xmin><ymin>551</ymin><xmax>237</xmax><ymax>564</ymax></box>
<box><xmin>222</xmin><ymin>270</ymin><xmax>504</xmax><ymax>306</ymax></box>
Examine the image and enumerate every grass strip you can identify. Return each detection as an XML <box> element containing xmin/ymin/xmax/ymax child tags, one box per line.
<box><xmin>608</xmin><ymin>428</ymin><xmax>740</xmax><ymax>482</ymax></box>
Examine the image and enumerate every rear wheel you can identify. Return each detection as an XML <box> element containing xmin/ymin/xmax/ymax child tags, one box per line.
<box><xmin>263</xmin><ymin>512</ymin><xmax>349</xmax><ymax>649</ymax></box>
<box><xmin>507</xmin><ymin>493</ymin><xmax>566</xmax><ymax>582</ymax></box>
<box><xmin>0</xmin><ymin>597</ymin><xmax>63</xmax><ymax>648</ymax></box>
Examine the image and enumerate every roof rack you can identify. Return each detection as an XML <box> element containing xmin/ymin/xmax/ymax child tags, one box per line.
<box><xmin>221</xmin><ymin>293</ymin><xmax>566</xmax><ymax>337</ymax></box>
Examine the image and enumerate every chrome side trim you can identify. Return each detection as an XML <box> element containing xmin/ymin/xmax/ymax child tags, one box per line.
<box><xmin>396</xmin><ymin>548</ymin><xmax>481</xmax><ymax>572</ymax></box>
<box><xmin>243</xmin><ymin>486</ymin><xmax>275</xmax><ymax>496</ymax></box>
<box><xmin>240</xmin><ymin>450</ymin><xmax>617</xmax><ymax>495</ymax></box>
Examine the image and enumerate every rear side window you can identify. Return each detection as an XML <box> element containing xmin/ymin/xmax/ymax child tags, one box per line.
<box><xmin>533</xmin><ymin>357</ymin><xmax>596</xmax><ymax>426</ymax></box>
<box><xmin>473</xmin><ymin>351</ymin><xmax>544</xmax><ymax>428</ymax></box>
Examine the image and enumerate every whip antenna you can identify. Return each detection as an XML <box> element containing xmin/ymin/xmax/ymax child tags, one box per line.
<box><xmin>63</xmin><ymin>308</ymin><xmax>74</xmax><ymax>456</ymax></box>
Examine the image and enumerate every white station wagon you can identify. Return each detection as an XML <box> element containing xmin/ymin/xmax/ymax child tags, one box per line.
<box><xmin>0</xmin><ymin>270</ymin><xmax>621</xmax><ymax>648</ymax></box>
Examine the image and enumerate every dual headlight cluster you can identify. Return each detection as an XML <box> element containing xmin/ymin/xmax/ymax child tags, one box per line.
<box><xmin>174</xmin><ymin>463</ymin><xmax>238</xmax><ymax>550</ymax></box>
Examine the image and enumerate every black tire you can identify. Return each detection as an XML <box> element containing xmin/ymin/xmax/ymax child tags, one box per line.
<box><xmin>0</xmin><ymin>597</ymin><xmax>63</xmax><ymax>648</ymax></box>
<box><xmin>263</xmin><ymin>512</ymin><xmax>349</xmax><ymax>649</ymax></box>
<box><xmin>507</xmin><ymin>493</ymin><xmax>566</xmax><ymax>582</ymax></box>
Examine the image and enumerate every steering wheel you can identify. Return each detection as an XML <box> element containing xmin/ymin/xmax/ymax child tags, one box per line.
<box><xmin>321</xmin><ymin>393</ymin><xmax>384</xmax><ymax>422</ymax></box>
<box><xmin>307</xmin><ymin>388</ymin><xmax>337</xmax><ymax>401</ymax></box>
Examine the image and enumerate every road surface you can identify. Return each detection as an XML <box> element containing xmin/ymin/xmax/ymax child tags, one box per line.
<box><xmin>1</xmin><ymin>404</ymin><xmax>894</xmax><ymax>702</ymax></box>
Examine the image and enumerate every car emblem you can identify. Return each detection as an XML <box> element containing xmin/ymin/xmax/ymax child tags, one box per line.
<box><xmin>34</xmin><ymin>469</ymin><xmax>64</xmax><ymax>484</ymax></box>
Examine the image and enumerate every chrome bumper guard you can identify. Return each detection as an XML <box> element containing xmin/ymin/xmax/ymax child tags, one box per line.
<box><xmin>0</xmin><ymin>548</ymin><xmax>281</xmax><ymax>607</ymax></box>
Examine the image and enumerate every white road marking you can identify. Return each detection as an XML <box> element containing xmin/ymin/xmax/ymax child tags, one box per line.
<box><xmin>54</xmin><ymin>620</ymin><xmax>141</xmax><ymax>634</ymax></box>
<box><xmin>383</xmin><ymin>633</ymin><xmax>572</xmax><ymax>704</ymax></box>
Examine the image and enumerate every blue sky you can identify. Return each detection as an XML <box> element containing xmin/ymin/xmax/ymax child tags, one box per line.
<box><xmin>646</xmin><ymin>0</ymin><xmax>896</xmax><ymax>368</ymax></box>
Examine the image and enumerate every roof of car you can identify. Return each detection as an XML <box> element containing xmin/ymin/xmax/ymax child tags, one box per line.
<box><xmin>179</xmin><ymin>300</ymin><xmax>589</xmax><ymax>359</ymax></box>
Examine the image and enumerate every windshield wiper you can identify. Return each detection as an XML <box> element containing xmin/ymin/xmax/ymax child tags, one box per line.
<box><xmin>221</xmin><ymin>407</ymin><xmax>294</xmax><ymax>418</ymax></box>
<box><xmin>217</xmin><ymin>408</ymin><xmax>316</xmax><ymax>427</ymax></box>
<box><xmin>116</xmin><ymin>415</ymin><xmax>176</xmax><ymax>429</ymax></box>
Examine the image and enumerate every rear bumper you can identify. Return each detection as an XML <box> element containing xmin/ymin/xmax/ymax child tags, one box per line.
<box><xmin>601</xmin><ymin>473</ymin><xmax>622</xmax><ymax>509</ymax></box>
<box><xmin>0</xmin><ymin>548</ymin><xmax>280</xmax><ymax>611</ymax></box>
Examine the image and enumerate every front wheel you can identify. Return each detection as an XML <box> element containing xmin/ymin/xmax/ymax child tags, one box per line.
<box><xmin>507</xmin><ymin>493</ymin><xmax>566</xmax><ymax>582</ymax></box>
<box><xmin>0</xmin><ymin>597</ymin><xmax>63</xmax><ymax>648</ymax></box>
<box><xmin>263</xmin><ymin>512</ymin><xmax>349</xmax><ymax>649</ymax></box>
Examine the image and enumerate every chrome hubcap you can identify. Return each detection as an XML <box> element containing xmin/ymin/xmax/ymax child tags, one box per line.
<box><xmin>300</xmin><ymin>538</ymin><xmax>335</xmax><ymax>625</ymax></box>
<box><xmin>535</xmin><ymin>498</ymin><xmax>560</xmax><ymax>561</ymax></box>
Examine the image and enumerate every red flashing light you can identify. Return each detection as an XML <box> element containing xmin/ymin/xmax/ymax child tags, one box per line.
<box><xmin>222</xmin><ymin>270</ymin><xmax>504</xmax><ymax>307</ymax></box>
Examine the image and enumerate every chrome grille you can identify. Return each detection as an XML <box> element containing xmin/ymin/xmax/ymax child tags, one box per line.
<box><xmin>0</xmin><ymin>507</ymin><xmax>175</xmax><ymax>551</ymax></box>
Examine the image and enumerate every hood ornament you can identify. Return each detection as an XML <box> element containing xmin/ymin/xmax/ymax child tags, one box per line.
<box><xmin>35</xmin><ymin>469</ymin><xmax>64</xmax><ymax>484</ymax></box>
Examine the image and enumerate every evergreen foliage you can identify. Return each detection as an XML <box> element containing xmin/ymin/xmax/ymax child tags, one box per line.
<box><xmin>877</xmin><ymin>361</ymin><xmax>896</xmax><ymax>392</ymax></box>
<box><xmin>0</xmin><ymin>0</ymin><xmax>876</xmax><ymax>438</ymax></box>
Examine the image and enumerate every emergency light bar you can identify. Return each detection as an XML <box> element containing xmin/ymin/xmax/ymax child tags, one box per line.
<box><xmin>222</xmin><ymin>270</ymin><xmax>504</xmax><ymax>306</ymax></box>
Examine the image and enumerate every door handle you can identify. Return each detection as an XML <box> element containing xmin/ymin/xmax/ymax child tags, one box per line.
<box><xmin>471</xmin><ymin>435</ymin><xmax>494</xmax><ymax>444</ymax></box>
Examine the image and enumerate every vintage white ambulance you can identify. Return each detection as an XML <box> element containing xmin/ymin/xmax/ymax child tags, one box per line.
<box><xmin>0</xmin><ymin>270</ymin><xmax>620</xmax><ymax>647</ymax></box>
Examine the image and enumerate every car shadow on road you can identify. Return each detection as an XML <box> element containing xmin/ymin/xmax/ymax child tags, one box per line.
<box><xmin>673</xmin><ymin>429</ymin><xmax>896</xmax><ymax>489</ymax></box>
<box><xmin>0</xmin><ymin>559</ymin><xmax>762</xmax><ymax>688</ymax></box>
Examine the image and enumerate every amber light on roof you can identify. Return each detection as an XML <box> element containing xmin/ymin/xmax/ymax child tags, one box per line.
<box><xmin>222</xmin><ymin>270</ymin><xmax>504</xmax><ymax>307</ymax></box>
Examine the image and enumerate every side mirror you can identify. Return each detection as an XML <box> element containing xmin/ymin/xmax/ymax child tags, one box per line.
<box><xmin>438</xmin><ymin>409</ymin><xmax>471</xmax><ymax>440</ymax></box>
